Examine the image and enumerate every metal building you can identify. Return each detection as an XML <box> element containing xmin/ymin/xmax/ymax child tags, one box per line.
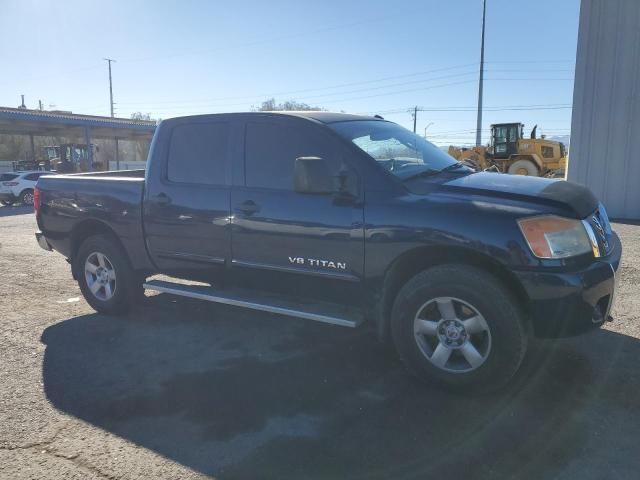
<box><xmin>0</xmin><ymin>107</ymin><xmax>156</xmax><ymax>172</ymax></box>
<box><xmin>569</xmin><ymin>0</ymin><xmax>640</xmax><ymax>219</ymax></box>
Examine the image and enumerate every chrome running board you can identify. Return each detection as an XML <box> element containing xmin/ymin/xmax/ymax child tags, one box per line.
<box><xmin>143</xmin><ymin>279</ymin><xmax>363</xmax><ymax>328</ymax></box>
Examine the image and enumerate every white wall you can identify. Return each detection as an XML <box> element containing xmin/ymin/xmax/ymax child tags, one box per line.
<box><xmin>569</xmin><ymin>0</ymin><xmax>640</xmax><ymax>219</ymax></box>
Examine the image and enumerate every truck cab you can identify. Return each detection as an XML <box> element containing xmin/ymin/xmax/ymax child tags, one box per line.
<box><xmin>491</xmin><ymin>122</ymin><xmax>523</xmax><ymax>158</ymax></box>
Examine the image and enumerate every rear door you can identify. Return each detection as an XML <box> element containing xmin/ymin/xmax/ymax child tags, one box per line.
<box><xmin>144</xmin><ymin>118</ymin><xmax>240</xmax><ymax>282</ymax></box>
<box><xmin>230</xmin><ymin>116</ymin><xmax>365</xmax><ymax>306</ymax></box>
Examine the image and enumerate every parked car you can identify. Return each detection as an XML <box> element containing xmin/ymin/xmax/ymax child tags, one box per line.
<box><xmin>0</xmin><ymin>171</ymin><xmax>53</xmax><ymax>206</ymax></box>
<box><xmin>33</xmin><ymin>112</ymin><xmax>621</xmax><ymax>391</ymax></box>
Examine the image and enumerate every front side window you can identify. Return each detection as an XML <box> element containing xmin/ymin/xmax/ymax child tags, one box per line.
<box><xmin>493</xmin><ymin>126</ymin><xmax>518</xmax><ymax>143</ymax></box>
<box><xmin>24</xmin><ymin>173</ymin><xmax>43</xmax><ymax>181</ymax></box>
<box><xmin>245</xmin><ymin>121</ymin><xmax>334</xmax><ymax>190</ymax></box>
<box><xmin>494</xmin><ymin>126</ymin><xmax>508</xmax><ymax>143</ymax></box>
<box><xmin>167</xmin><ymin>122</ymin><xmax>228</xmax><ymax>185</ymax></box>
<box><xmin>331</xmin><ymin>120</ymin><xmax>458</xmax><ymax>179</ymax></box>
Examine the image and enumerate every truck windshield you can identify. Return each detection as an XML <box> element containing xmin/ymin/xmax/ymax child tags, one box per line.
<box><xmin>330</xmin><ymin>120</ymin><xmax>459</xmax><ymax>180</ymax></box>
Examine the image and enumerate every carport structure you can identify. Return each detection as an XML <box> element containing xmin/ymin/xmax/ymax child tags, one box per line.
<box><xmin>0</xmin><ymin>106</ymin><xmax>156</xmax><ymax>170</ymax></box>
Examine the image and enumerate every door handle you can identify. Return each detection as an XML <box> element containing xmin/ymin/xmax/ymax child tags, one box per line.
<box><xmin>236</xmin><ymin>200</ymin><xmax>259</xmax><ymax>215</ymax></box>
<box><xmin>153</xmin><ymin>192</ymin><xmax>171</xmax><ymax>205</ymax></box>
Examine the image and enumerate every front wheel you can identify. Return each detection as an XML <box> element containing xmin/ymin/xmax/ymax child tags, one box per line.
<box><xmin>75</xmin><ymin>235</ymin><xmax>142</xmax><ymax>315</ymax></box>
<box><xmin>1</xmin><ymin>200</ymin><xmax>14</xmax><ymax>206</ymax></box>
<box><xmin>391</xmin><ymin>265</ymin><xmax>528</xmax><ymax>392</ymax></box>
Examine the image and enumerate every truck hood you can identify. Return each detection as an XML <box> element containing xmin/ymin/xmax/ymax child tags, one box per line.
<box><xmin>436</xmin><ymin>172</ymin><xmax>598</xmax><ymax>218</ymax></box>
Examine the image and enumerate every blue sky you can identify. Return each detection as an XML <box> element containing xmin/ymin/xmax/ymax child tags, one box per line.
<box><xmin>0</xmin><ymin>0</ymin><xmax>579</xmax><ymax>145</ymax></box>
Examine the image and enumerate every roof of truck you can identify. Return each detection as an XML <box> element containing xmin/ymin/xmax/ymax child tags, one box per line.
<box><xmin>275</xmin><ymin>111</ymin><xmax>382</xmax><ymax>123</ymax></box>
<box><xmin>164</xmin><ymin>111</ymin><xmax>383</xmax><ymax>124</ymax></box>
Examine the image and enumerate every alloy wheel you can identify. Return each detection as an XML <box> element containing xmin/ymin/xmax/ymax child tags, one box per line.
<box><xmin>413</xmin><ymin>296</ymin><xmax>491</xmax><ymax>373</ymax></box>
<box><xmin>84</xmin><ymin>252</ymin><xmax>117</xmax><ymax>301</ymax></box>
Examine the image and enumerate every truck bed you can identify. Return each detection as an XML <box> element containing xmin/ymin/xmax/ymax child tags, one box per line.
<box><xmin>36</xmin><ymin>170</ymin><xmax>152</xmax><ymax>270</ymax></box>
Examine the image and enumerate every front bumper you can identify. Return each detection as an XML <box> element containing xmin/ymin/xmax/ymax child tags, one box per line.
<box><xmin>35</xmin><ymin>231</ymin><xmax>52</xmax><ymax>251</ymax></box>
<box><xmin>515</xmin><ymin>231</ymin><xmax>622</xmax><ymax>338</ymax></box>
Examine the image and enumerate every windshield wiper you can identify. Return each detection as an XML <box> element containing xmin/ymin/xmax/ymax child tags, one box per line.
<box><xmin>399</xmin><ymin>168</ymin><xmax>442</xmax><ymax>181</ymax></box>
<box><xmin>440</xmin><ymin>162</ymin><xmax>468</xmax><ymax>173</ymax></box>
<box><xmin>400</xmin><ymin>162</ymin><xmax>471</xmax><ymax>181</ymax></box>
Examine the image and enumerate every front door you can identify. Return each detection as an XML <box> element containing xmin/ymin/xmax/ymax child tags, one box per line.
<box><xmin>230</xmin><ymin>117</ymin><xmax>364</xmax><ymax>306</ymax></box>
<box><xmin>144</xmin><ymin>118</ymin><xmax>239</xmax><ymax>283</ymax></box>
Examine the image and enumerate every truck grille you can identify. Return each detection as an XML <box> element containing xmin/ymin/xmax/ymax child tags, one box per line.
<box><xmin>588</xmin><ymin>204</ymin><xmax>613</xmax><ymax>255</ymax></box>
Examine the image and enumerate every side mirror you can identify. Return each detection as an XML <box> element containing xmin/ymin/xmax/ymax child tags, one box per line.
<box><xmin>294</xmin><ymin>157</ymin><xmax>333</xmax><ymax>194</ymax></box>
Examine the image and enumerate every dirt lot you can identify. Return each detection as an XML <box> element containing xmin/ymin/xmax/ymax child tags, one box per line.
<box><xmin>1</xmin><ymin>205</ymin><xmax>639</xmax><ymax>479</ymax></box>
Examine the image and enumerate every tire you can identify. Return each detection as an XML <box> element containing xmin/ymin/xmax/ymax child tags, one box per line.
<box><xmin>508</xmin><ymin>159</ymin><xmax>538</xmax><ymax>176</ymax></box>
<box><xmin>75</xmin><ymin>235</ymin><xmax>142</xmax><ymax>315</ymax></box>
<box><xmin>1</xmin><ymin>200</ymin><xmax>14</xmax><ymax>206</ymax></box>
<box><xmin>19</xmin><ymin>189</ymin><xmax>34</xmax><ymax>206</ymax></box>
<box><xmin>391</xmin><ymin>265</ymin><xmax>528</xmax><ymax>392</ymax></box>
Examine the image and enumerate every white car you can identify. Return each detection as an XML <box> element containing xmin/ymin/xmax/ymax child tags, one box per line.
<box><xmin>0</xmin><ymin>171</ymin><xmax>52</xmax><ymax>206</ymax></box>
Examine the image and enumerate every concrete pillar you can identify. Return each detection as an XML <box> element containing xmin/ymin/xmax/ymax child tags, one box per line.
<box><xmin>115</xmin><ymin>137</ymin><xmax>120</xmax><ymax>170</ymax></box>
<box><xmin>84</xmin><ymin>127</ymin><xmax>93</xmax><ymax>172</ymax></box>
<box><xmin>29</xmin><ymin>134</ymin><xmax>35</xmax><ymax>164</ymax></box>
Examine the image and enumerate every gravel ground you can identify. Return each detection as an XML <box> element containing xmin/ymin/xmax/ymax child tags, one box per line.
<box><xmin>1</xmin><ymin>205</ymin><xmax>639</xmax><ymax>479</ymax></box>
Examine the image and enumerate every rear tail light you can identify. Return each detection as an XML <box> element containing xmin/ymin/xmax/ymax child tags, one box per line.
<box><xmin>2</xmin><ymin>181</ymin><xmax>18</xmax><ymax>186</ymax></box>
<box><xmin>33</xmin><ymin>187</ymin><xmax>41</xmax><ymax>213</ymax></box>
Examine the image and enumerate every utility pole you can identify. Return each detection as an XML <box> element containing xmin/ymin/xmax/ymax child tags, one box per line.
<box><xmin>38</xmin><ymin>100</ymin><xmax>43</xmax><ymax>111</ymax></box>
<box><xmin>413</xmin><ymin>106</ymin><xmax>418</xmax><ymax>133</ymax></box>
<box><xmin>476</xmin><ymin>0</ymin><xmax>487</xmax><ymax>146</ymax></box>
<box><xmin>104</xmin><ymin>58</ymin><xmax>116</xmax><ymax>117</ymax></box>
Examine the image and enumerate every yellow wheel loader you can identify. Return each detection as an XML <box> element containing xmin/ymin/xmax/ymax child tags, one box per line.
<box><xmin>449</xmin><ymin>123</ymin><xmax>567</xmax><ymax>177</ymax></box>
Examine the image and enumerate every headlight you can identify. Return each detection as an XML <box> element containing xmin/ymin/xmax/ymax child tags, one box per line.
<box><xmin>518</xmin><ymin>215</ymin><xmax>598</xmax><ymax>259</ymax></box>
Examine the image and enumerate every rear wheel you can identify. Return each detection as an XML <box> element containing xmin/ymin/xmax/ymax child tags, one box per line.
<box><xmin>508</xmin><ymin>159</ymin><xmax>538</xmax><ymax>176</ymax></box>
<box><xmin>75</xmin><ymin>235</ymin><xmax>142</xmax><ymax>315</ymax></box>
<box><xmin>19</xmin><ymin>189</ymin><xmax>34</xmax><ymax>205</ymax></box>
<box><xmin>391</xmin><ymin>265</ymin><xmax>528</xmax><ymax>392</ymax></box>
<box><xmin>1</xmin><ymin>200</ymin><xmax>14</xmax><ymax>206</ymax></box>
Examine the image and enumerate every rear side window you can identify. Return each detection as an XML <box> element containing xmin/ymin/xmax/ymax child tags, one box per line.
<box><xmin>541</xmin><ymin>146</ymin><xmax>554</xmax><ymax>158</ymax></box>
<box><xmin>0</xmin><ymin>174</ymin><xmax>19</xmax><ymax>181</ymax></box>
<box><xmin>23</xmin><ymin>173</ymin><xmax>43</xmax><ymax>181</ymax></box>
<box><xmin>167</xmin><ymin>122</ymin><xmax>228</xmax><ymax>185</ymax></box>
<box><xmin>245</xmin><ymin>121</ymin><xmax>333</xmax><ymax>190</ymax></box>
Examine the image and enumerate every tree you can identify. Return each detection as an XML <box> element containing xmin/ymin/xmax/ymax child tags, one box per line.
<box><xmin>252</xmin><ymin>98</ymin><xmax>324</xmax><ymax>112</ymax></box>
<box><xmin>130</xmin><ymin>112</ymin><xmax>161</xmax><ymax>123</ymax></box>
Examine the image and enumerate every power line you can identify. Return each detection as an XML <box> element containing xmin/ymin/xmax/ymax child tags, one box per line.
<box><xmin>358</xmin><ymin>104</ymin><xmax>572</xmax><ymax>115</ymax></box>
<box><xmin>114</xmin><ymin>79</ymin><xmax>482</xmax><ymax>115</ymax></box>
<box><xmin>119</xmin><ymin>14</ymin><xmax>411</xmax><ymax>64</ymax></box>
<box><xmin>116</xmin><ymin>64</ymin><xmax>480</xmax><ymax>106</ymax></box>
<box><xmin>114</xmin><ymin>68</ymin><xmax>573</xmax><ymax>107</ymax></box>
<box><xmin>108</xmin><ymin>77</ymin><xmax>573</xmax><ymax>116</ymax></box>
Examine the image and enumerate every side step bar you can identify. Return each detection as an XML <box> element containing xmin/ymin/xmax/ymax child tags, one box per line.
<box><xmin>143</xmin><ymin>279</ymin><xmax>363</xmax><ymax>328</ymax></box>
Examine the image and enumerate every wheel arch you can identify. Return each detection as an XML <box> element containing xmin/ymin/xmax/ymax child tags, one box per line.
<box><xmin>377</xmin><ymin>245</ymin><xmax>530</xmax><ymax>342</ymax></box>
<box><xmin>19</xmin><ymin>187</ymin><xmax>34</xmax><ymax>198</ymax></box>
<box><xmin>69</xmin><ymin>219</ymin><xmax>132</xmax><ymax>279</ymax></box>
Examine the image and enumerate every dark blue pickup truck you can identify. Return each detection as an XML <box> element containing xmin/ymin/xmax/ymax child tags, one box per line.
<box><xmin>34</xmin><ymin>112</ymin><xmax>621</xmax><ymax>390</ymax></box>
